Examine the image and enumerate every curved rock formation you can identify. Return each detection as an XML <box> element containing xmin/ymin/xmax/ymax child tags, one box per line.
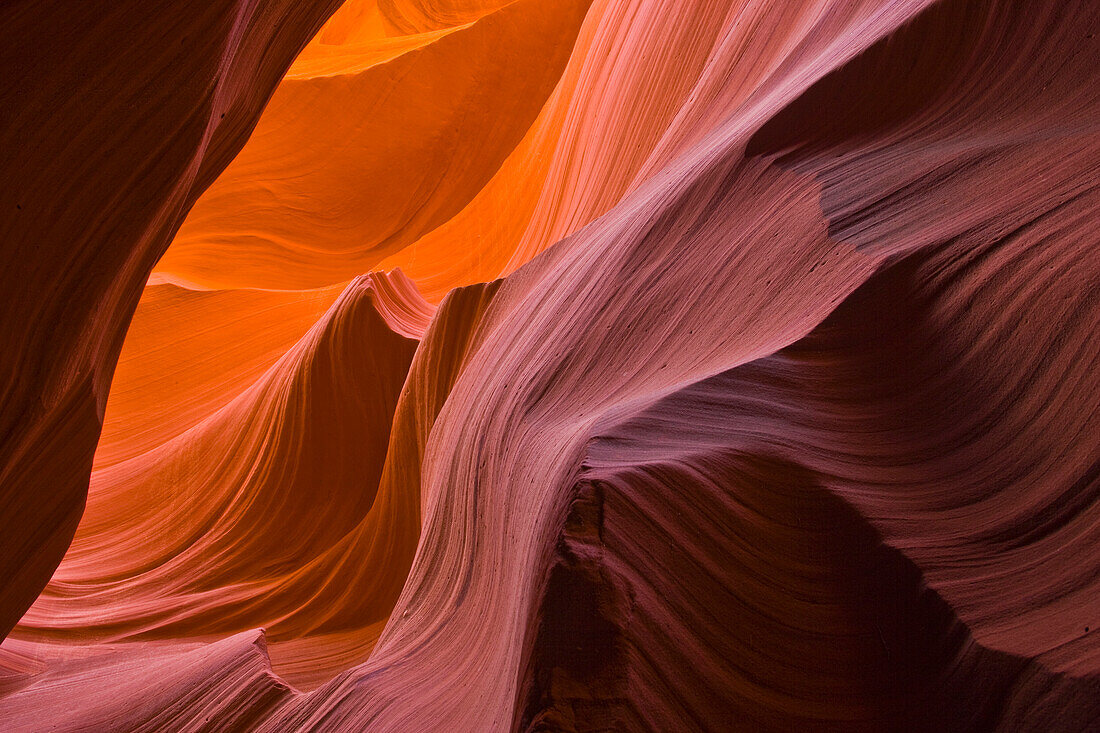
<box><xmin>153</xmin><ymin>0</ymin><xmax>591</xmax><ymax>291</ymax></box>
<box><xmin>2</xmin><ymin>0</ymin><xmax>1098</xmax><ymax>730</ymax></box>
<box><xmin>92</xmin><ymin>283</ymin><xmax>344</xmax><ymax>471</ymax></box>
<box><xmin>16</xmin><ymin>272</ymin><xmax>426</xmax><ymax>688</ymax></box>
<box><xmin>259</xmin><ymin>0</ymin><xmax>1100</xmax><ymax>728</ymax></box>
<box><xmin>0</xmin><ymin>631</ymin><xmax>293</xmax><ymax>732</ymax></box>
<box><xmin>0</xmin><ymin>0</ymin><xmax>344</xmax><ymax>641</ymax></box>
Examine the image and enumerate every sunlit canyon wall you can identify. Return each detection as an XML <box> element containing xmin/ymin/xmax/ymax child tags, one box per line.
<box><xmin>1</xmin><ymin>1</ymin><xmax>1098</xmax><ymax>730</ymax></box>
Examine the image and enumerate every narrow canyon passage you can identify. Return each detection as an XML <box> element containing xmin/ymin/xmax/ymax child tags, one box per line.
<box><xmin>1</xmin><ymin>0</ymin><xmax>1098</xmax><ymax>731</ymax></box>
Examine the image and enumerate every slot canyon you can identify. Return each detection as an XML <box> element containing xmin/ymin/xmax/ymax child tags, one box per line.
<box><xmin>0</xmin><ymin>0</ymin><xmax>1098</xmax><ymax>730</ymax></box>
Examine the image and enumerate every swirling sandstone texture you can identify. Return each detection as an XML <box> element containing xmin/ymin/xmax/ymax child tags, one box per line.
<box><xmin>0</xmin><ymin>0</ymin><xmax>344</xmax><ymax>642</ymax></box>
<box><xmin>2</xmin><ymin>0</ymin><xmax>1099</xmax><ymax>731</ymax></box>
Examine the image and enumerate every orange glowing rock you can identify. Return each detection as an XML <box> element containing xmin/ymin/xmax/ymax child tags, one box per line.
<box><xmin>3</xmin><ymin>0</ymin><xmax>1100</xmax><ymax>729</ymax></box>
